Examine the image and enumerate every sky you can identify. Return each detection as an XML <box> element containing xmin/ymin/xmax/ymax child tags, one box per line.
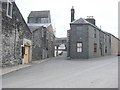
<box><xmin>15</xmin><ymin>0</ymin><xmax>119</xmax><ymax>38</ymax></box>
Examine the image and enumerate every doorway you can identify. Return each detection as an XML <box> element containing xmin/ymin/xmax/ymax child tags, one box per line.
<box><xmin>24</xmin><ymin>45</ymin><xmax>30</xmax><ymax>64</ymax></box>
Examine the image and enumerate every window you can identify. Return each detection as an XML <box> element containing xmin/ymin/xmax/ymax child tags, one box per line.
<box><xmin>105</xmin><ymin>46</ymin><xmax>107</xmax><ymax>53</ymax></box>
<box><xmin>94</xmin><ymin>29</ymin><xmax>96</xmax><ymax>38</ymax></box>
<box><xmin>105</xmin><ymin>35</ymin><xmax>107</xmax><ymax>42</ymax></box>
<box><xmin>41</xmin><ymin>18</ymin><xmax>48</xmax><ymax>23</ymax></box>
<box><xmin>77</xmin><ymin>42</ymin><xmax>82</xmax><ymax>52</ymax></box>
<box><xmin>109</xmin><ymin>37</ymin><xmax>111</xmax><ymax>46</ymax></box>
<box><xmin>7</xmin><ymin>0</ymin><xmax>13</xmax><ymax>18</ymax></box>
<box><xmin>37</xmin><ymin>18</ymin><xmax>41</xmax><ymax>23</ymax></box>
<box><xmin>28</xmin><ymin>17</ymin><xmax>36</xmax><ymax>23</ymax></box>
<box><xmin>94</xmin><ymin>43</ymin><xmax>97</xmax><ymax>52</ymax></box>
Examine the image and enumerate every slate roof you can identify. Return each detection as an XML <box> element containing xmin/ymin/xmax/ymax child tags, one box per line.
<box><xmin>28</xmin><ymin>10</ymin><xmax>50</xmax><ymax>18</ymax></box>
<box><xmin>28</xmin><ymin>23</ymin><xmax>51</xmax><ymax>32</ymax></box>
<box><xmin>71</xmin><ymin>18</ymin><xmax>89</xmax><ymax>24</ymax></box>
<box><xmin>71</xmin><ymin>18</ymin><xmax>98</xmax><ymax>29</ymax></box>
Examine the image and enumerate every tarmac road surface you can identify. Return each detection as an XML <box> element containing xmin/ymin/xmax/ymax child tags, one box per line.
<box><xmin>2</xmin><ymin>52</ymin><xmax>118</xmax><ymax>88</ymax></box>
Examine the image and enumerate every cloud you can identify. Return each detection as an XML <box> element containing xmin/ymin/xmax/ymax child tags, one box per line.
<box><xmin>16</xmin><ymin>0</ymin><xmax>119</xmax><ymax>38</ymax></box>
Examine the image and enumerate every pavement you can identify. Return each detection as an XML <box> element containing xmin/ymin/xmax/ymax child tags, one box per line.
<box><xmin>2</xmin><ymin>52</ymin><xmax>118</xmax><ymax>88</ymax></box>
<box><xmin>1</xmin><ymin>64</ymin><xmax>31</xmax><ymax>76</ymax></box>
<box><xmin>0</xmin><ymin>51</ymin><xmax>75</xmax><ymax>76</ymax></box>
<box><xmin>1</xmin><ymin>57</ymin><xmax>54</xmax><ymax>76</ymax></box>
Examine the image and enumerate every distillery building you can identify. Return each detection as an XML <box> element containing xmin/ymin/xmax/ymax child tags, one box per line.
<box><xmin>27</xmin><ymin>10</ymin><xmax>55</xmax><ymax>61</ymax></box>
<box><xmin>67</xmin><ymin>7</ymin><xmax>113</xmax><ymax>59</ymax></box>
<box><xmin>0</xmin><ymin>1</ymin><xmax>32</xmax><ymax>66</ymax></box>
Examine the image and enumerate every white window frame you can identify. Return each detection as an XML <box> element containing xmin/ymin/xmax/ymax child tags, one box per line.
<box><xmin>7</xmin><ymin>0</ymin><xmax>13</xmax><ymax>18</ymax></box>
<box><xmin>77</xmin><ymin>42</ymin><xmax>83</xmax><ymax>52</ymax></box>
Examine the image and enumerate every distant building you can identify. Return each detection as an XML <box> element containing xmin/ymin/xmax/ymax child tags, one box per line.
<box><xmin>67</xmin><ymin>30</ymin><xmax>70</xmax><ymax>57</ymax></box>
<box><xmin>55</xmin><ymin>37</ymin><xmax>67</xmax><ymax>56</ymax></box>
<box><xmin>67</xmin><ymin>7</ymin><xmax>114</xmax><ymax>59</ymax></box>
<box><xmin>110</xmin><ymin>34</ymin><xmax>120</xmax><ymax>55</ymax></box>
<box><xmin>27</xmin><ymin>10</ymin><xmax>55</xmax><ymax>61</ymax></box>
<box><xmin>68</xmin><ymin>17</ymin><xmax>111</xmax><ymax>59</ymax></box>
<box><xmin>0</xmin><ymin>1</ymin><xmax>2</xmax><ymax>66</ymax></box>
<box><xmin>55</xmin><ymin>37</ymin><xmax>67</xmax><ymax>50</ymax></box>
<box><xmin>1</xmin><ymin>1</ymin><xmax>32</xmax><ymax>66</ymax></box>
<box><xmin>28</xmin><ymin>10</ymin><xmax>51</xmax><ymax>25</ymax></box>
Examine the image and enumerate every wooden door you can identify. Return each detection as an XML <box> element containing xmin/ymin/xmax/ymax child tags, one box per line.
<box><xmin>24</xmin><ymin>46</ymin><xmax>30</xmax><ymax>64</ymax></box>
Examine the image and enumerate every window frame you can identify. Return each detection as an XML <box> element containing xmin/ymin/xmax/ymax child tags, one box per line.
<box><xmin>76</xmin><ymin>42</ymin><xmax>83</xmax><ymax>53</ymax></box>
<box><xmin>94</xmin><ymin>29</ymin><xmax>96</xmax><ymax>38</ymax></box>
<box><xmin>94</xmin><ymin>43</ymin><xmax>97</xmax><ymax>53</ymax></box>
<box><xmin>7</xmin><ymin>0</ymin><xmax>13</xmax><ymax>18</ymax></box>
<box><xmin>105</xmin><ymin>46</ymin><xmax>107</xmax><ymax>53</ymax></box>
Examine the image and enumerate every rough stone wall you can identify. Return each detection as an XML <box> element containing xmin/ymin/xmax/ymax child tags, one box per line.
<box><xmin>31</xmin><ymin>25</ymin><xmax>55</xmax><ymax>61</ymax></box>
<box><xmin>104</xmin><ymin>33</ymin><xmax>111</xmax><ymax>56</ymax></box>
<box><xmin>111</xmin><ymin>35</ymin><xmax>118</xmax><ymax>55</ymax></box>
<box><xmin>69</xmin><ymin>24</ymin><xmax>89</xmax><ymax>59</ymax></box>
<box><xmin>88</xmin><ymin>26</ymin><xmax>111</xmax><ymax>58</ymax></box>
<box><xmin>32</xmin><ymin>27</ymin><xmax>42</xmax><ymax>61</ymax></box>
<box><xmin>2</xmin><ymin>2</ymin><xmax>20</xmax><ymax>66</ymax></box>
<box><xmin>0</xmin><ymin>1</ymin><xmax>2</xmax><ymax>66</ymax></box>
<box><xmin>67</xmin><ymin>30</ymin><xmax>70</xmax><ymax>57</ymax></box>
<box><xmin>2</xmin><ymin>2</ymin><xmax>32</xmax><ymax>66</ymax></box>
<box><xmin>47</xmin><ymin>25</ymin><xmax>55</xmax><ymax>58</ymax></box>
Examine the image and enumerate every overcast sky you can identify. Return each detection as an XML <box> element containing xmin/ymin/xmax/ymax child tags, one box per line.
<box><xmin>15</xmin><ymin>0</ymin><xmax>119</xmax><ymax>38</ymax></box>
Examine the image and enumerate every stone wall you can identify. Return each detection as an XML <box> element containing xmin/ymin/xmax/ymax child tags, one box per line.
<box><xmin>47</xmin><ymin>25</ymin><xmax>55</xmax><ymax>58</ymax></box>
<box><xmin>111</xmin><ymin>35</ymin><xmax>118</xmax><ymax>55</ymax></box>
<box><xmin>32</xmin><ymin>25</ymin><xmax>55</xmax><ymax>61</ymax></box>
<box><xmin>0</xmin><ymin>1</ymin><xmax>2</xmax><ymax>66</ymax></box>
<box><xmin>69</xmin><ymin>24</ymin><xmax>89</xmax><ymax>59</ymax></box>
<box><xmin>32</xmin><ymin>27</ymin><xmax>42</xmax><ymax>61</ymax></box>
<box><xmin>2</xmin><ymin>2</ymin><xmax>32</xmax><ymax>66</ymax></box>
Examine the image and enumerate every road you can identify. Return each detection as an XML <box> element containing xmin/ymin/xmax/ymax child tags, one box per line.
<box><xmin>2</xmin><ymin>52</ymin><xmax>118</xmax><ymax>88</ymax></box>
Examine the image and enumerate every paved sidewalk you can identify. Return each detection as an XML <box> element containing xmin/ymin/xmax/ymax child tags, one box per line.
<box><xmin>1</xmin><ymin>64</ymin><xmax>31</xmax><ymax>76</ymax></box>
<box><xmin>1</xmin><ymin>57</ymin><xmax>54</xmax><ymax>76</ymax></box>
<box><xmin>32</xmin><ymin>57</ymin><xmax>54</xmax><ymax>64</ymax></box>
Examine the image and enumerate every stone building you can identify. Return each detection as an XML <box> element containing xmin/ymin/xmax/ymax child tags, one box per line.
<box><xmin>27</xmin><ymin>10</ymin><xmax>55</xmax><ymax>61</ymax></box>
<box><xmin>55</xmin><ymin>37</ymin><xmax>67</xmax><ymax>50</ymax></box>
<box><xmin>55</xmin><ymin>37</ymin><xmax>67</xmax><ymax>56</ymax></box>
<box><xmin>0</xmin><ymin>1</ymin><xmax>2</xmax><ymax>66</ymax></box>
<box><xmin>67</xmin><ymin>7</ymin><xmax>111</xmax><ymax>59</ymax></box>
<box><xmin>110</xmin><ymin>34</ymin><xmax>120</xmax><ymax>56</ymax></box>
<box><xmin>110</xmin><ymin>34</ymin><xmax>119</xmax><ymax>55</ymax></box>
<box><xmin>1</xmin><ymin>1</ymin><xmax>32</xmax><ymax>66</ymax></box>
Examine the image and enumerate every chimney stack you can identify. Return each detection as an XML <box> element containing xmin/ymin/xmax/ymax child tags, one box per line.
<box><xmin>71</xmin><ymin>6</ymin><xmax>75</xmax><ymax>22</ymax></box>
<box><xmin>85</xmin><ymin>16</ymin><xmax>96</xmax><ymax>25</ymax></box>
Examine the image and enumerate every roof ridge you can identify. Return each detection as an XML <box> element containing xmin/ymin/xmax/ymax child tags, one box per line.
<box><xmin>31</xmin><ymin>10</ymin><xmax>50</xmax><ymax>12</ymax></box>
